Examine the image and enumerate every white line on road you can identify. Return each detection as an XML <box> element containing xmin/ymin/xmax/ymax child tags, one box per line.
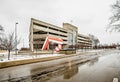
<box><xmin>113</xmin><ymin>78</ymin><xmax>118</xmax><ymax>82</ymax></box>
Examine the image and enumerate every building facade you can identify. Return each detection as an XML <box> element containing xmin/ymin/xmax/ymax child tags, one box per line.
<box><xmin>29</xmin><ymin>18</ymin><xmax>92</xmax><ymax>51</ymax></box>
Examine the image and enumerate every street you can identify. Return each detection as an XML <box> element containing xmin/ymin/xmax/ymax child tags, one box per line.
<box><xmin>0</xmin><ymin>50</ymin><xmax>120</xmax><ymax>82</ymax></box>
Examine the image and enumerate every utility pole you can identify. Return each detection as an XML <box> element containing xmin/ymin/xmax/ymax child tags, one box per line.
<box><xmin>15</xmin><ymin>22</ymin><xmax>18</xmax><ymax>55</ymax></box>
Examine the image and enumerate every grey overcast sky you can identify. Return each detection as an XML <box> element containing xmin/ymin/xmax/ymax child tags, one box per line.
<box><xmin>0</xmin><ymin>0</ymin><xmax>119</xmax><ymax>48</ymax></box>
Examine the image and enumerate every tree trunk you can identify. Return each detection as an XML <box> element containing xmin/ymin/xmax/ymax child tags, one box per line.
<box><xmin>8</xmin><ymin>50</ymin><xmax>10</xmax><ymax>60</ymax></box>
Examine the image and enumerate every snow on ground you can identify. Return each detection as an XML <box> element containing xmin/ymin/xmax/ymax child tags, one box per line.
<box><xmin>77</xmin><ymin>49</ymin><xmax>103</xmax><ymax>52</ymax></box>
<box><xmin>0</xmin><ymin>49</ymin><xmax>104</xmax><ymax>62</ymax></box>
<box><xmin>86</xmin><ymin>49</ymin><xmax>103</xmax><ymax>52</ymax></box>
<box><xmin>0</xmin><ymin>53</ymin><xmax>64</xmax><ymax>62</ymax></box>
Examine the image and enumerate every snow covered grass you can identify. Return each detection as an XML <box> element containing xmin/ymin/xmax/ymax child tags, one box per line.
<box><xmin>0</xmin><ymin>53</ymin><xmax>64</xmax><ymax>62</ymax></box>
<box><xmin>86</xmin><ymin>49</ymin><xmax>103</xmax><ymax>52</ymax></box>
<box><xmin>77</xmin><ymin>49</ymin><xmax>104</xmax><ymax>53</ymax></box>
<box><xmin>0</xmin><ymin>49</ymin><xmax>105</xmax><ymax>63</ymax></box>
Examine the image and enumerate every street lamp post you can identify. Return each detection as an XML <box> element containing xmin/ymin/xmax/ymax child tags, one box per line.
<box><xmin>15</xmin><ymin>22</ymin><xmax>18</xmax><ymax>55</ymax></box>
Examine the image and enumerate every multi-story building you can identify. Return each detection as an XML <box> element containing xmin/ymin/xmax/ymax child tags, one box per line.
<box><xmin>77</xmin><ymin>34</ymin><xmax>92</xmax><ymax>49</ymax></box>
<box><xmin>29</xmin><ymin>18</ymin><xmax>92</xmax><ymax>51</ymax></box>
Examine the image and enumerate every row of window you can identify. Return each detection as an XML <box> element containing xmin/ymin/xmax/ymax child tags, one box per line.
<box><xmin>78</xmin><ymin>35</ymin><xmax>90</xmax><ymax>40</ymax></box>
<box><xmin>49</xmin><ymin>32</ymin><xmax>67</xmax><ymax>37</ymax></box>
<box><xmin>78</xmin><ymin>38</ymin><xmax>91</xmax><ymax>42</ymax></box>
<box><xmin>78</xmin><ymin>41</ymin><xmax>92</xmax><ymax>44</ymax></box>
<box><xmin>33</xmin><ymin>38</ymin><xmax>45</xmax><ymax>41</ymax></box>
<box><xmin>33</xmin><ymin>22</ymin><xmax>47</xmax><ymax>28</ymax></box>
<box><xmin>33</xmin><ymin>31</ymin><xmax>47</xmax><ymax>34</ymax></box>
<box><xmin>49</xmin><ymin>27</ymin><xmax>67</xmax><ymax>33</ymax></box>
<box><xmin>33</xmin><ymin>22</ymin><xmax>67</xmax><ymax>34</ymax></box>
<box><xmin>33</xmin><ymin>30</ymin><xmax>67</xmax><ymax>38</ymax></box>
<box><xmin>78</xmin><ymin>42</ymin><xmax>92</xmax><ymax>46</ymax></box>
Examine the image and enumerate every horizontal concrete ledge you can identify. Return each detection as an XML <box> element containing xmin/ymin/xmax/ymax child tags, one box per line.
<box><xmin>0</xmin><ymin>53</ymin><xmax>87</xmax><ymax>69</ymax></box>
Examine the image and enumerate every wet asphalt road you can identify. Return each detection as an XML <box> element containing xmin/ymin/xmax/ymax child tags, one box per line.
<box><xmin>0</xmin><ymin>50</ymin><xmax>120</xmax><ymax>82</ymax></box>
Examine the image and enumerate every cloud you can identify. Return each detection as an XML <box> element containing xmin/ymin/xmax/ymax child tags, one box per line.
<box><xmin>0</xmin><ymin>0</ymin><xmax>118</xmax><ymax>48</ymax></box>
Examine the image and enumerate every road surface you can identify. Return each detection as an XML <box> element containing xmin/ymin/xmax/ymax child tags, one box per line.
<box><xmin>0</xmin><ymin>50</ymin><xmax>120</xmax><ymax>82</ymax></box>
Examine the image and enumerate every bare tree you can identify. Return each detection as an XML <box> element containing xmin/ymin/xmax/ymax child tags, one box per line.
<box><xmin>0</xmin><ymin>25</ymin><xmax>4</xmax><ymax>50</ymax></box>
<box><xmin>0</xmin><ymin>25</ymin><xmax>4</xmax><ymax>31</ymax></box>
<box><xmin>108</xmin><ymin>0</ymin><xmax>120</xmax><ymax>32</ymax></box>
<box><xmin>0</xmin><ymin>25</ymin><xmax>4</xmax><ymax>35</ymax></box>
<box><xmin>88</xmin><ymin>34</ymin><xmax>100</xmax><ymax>48</ymax></box>
<box><xmin>0</xmin><ymin>33</ymin><xmax>20</xmax><ymax>60</ymax></box>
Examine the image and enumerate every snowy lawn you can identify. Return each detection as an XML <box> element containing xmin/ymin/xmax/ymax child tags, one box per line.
<box><xmin>77</xmin><ymin>49</ymin><xmax>104</xmax><ymax>53</ymax></box>
<box><xmin>0</xmin><ymin>53</ymin><xmax>64</xmax><ymax>62</ymax></box>
<box><xmin>86</xmin><ymin>49</ymin><xmax>103</xmax><ymax>52</ymax></box>
<box><xmin>0</xmin><ymin>49</ymin><xmax>104</xmax><ymax>63</ymax></box>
